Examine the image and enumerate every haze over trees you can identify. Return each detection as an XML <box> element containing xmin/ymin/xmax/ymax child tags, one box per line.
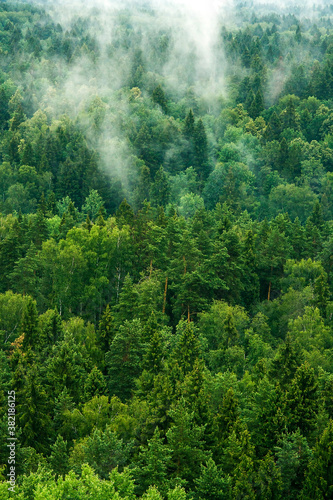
<box><xmin>0</xmin><ymin>0</ymin><xmax>333</xmax><ymax>498</ymax></box>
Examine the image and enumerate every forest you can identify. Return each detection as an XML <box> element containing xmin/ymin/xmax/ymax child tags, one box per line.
<box><xmin>0</xmin><ymin>0</ymin><xmax>333</xmax><ymax>498</ymax></box>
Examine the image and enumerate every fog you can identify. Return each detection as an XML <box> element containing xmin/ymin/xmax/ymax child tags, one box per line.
<box><xmin>23</xmin><ymin>0</ymin><xmax>234</xmax><ymax>190</ymax></box>
<box><xmin>19</xmin><ymin>0</ymin><xmax>331</xmax><ymax>195</ymax></box>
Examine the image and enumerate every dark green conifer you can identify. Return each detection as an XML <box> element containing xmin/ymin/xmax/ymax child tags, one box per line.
<box><xmin>21</xmin><ymin>297</ymin><xmax>39</xmax><ymax>350</ymax></box>
<box><xmin>152</xmin><ymin>84</ymin><xmax>168</xmax><ymax>113</ymax></box>
<box><xmin>49</xmin><ymin>435</ymin><xmax>69</xmax><ymax>479</ymax></box>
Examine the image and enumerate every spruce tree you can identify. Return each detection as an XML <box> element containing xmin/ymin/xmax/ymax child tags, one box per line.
<box><xmin>98</xmin><ymin>304</ymin><xmax>114</xmax><ymax>352</ymax></box>
<box><xmin>21</xmin><ymin>297</ymin><xmax>39</xmax><ymax>350</ymax></box>
<box><xmin>134</xmin><ymin>427</ymin><xmax>172</xmax><ymax>497</ymax></box>
<box><xmin>49</xmin><ymin>435</ymin><xmax>69</xmax><ymax>479</ymax></box>
<box><xmin>301</xmin><ymin>420</ymin><xmax>333</xmax><ymax>499</ymax></box>
<box><xmin>194</xmin><ymin>458</ymin><xmax>231</xmax><ymax>500</ymax></box>
<box><xmin>152</xmin><ymin>84</ymin><xmax>168</xmax><ymax>113</ymax></box>
<box><xmin>193</xmin><ymin>119</ymin><xmax>209</xmax><ymax>182</ymax></box>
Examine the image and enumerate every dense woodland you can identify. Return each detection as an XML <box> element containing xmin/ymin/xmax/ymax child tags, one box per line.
<box><xmin>0</xmin><ymin>0</ymin><xmax>333</xmax><ymax>498</ymax></box>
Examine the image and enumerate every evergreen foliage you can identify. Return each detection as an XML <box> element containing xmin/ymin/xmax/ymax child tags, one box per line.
<box><xmin>0</xmin><ymin>1</ymin><xmax>333</xmax><ymax>497</ymax></box>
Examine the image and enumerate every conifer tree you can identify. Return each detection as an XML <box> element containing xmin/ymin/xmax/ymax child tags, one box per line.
<box><xmin>21</xmin><ymin>142</ymin><xmax>34</xmax><ymax>166</ymax></box>
<box><xmin>106</xmin><ymin>319</ymin><xmax>145</xmax><ymax>400</ymax></box>
<box><xmin>166</xmin><ymin>399</ymin><xmax>209</xmax><ymax>488</ymax></box>
<box><xmin>174</xmin><ymin>320</ymin><xmax>201</xmax><ymax>375</ymax></box>
<box><xmin>98</xmin><ymin>304</ymin><xmax>114</xmax><ymax>352</ymax></box>
<box><xmin>269</xmin><ymin>334</ymin><xmax>303</xmax><ymax>389</ymax></box>
<box><xmin>21</xmin><ymin>297</ymin><xmax>39</xmax><ymax>350</ymax></box>
<box><xmin>134</xmin><ymin>427</ymin><xmax>172</xmax><ymax>497</ymax></box>
<box><xmin>114</xmin><ymin>274</ymin><xmax>138</xmax><ymax>328</ymax></box>
<box><xmin>265</xmin><ymin>111</ymin><xmax>282</xmax><ymax>141</ymax></box>
<box><xmin>152</xmin><ymin>84</ymin><xmax>168</xmax><ymax>113</ymax></box>
<box><xmin>193</xmin><ymin>119</ymin><xmax>209</xmax><ymax>182</ymax></box>
<box><xmin>49</xmin><ymin>435</ymin><xmax>69</xmax><ymax>479</ymax></box>
<box><xmin>301</xmin><ymin>420</ymin><xmax>333</xmax><ymax>499</ymax></box>
<box><xmin>30</xmin><ymin>209</ymin><xmax>49</xmax><ymax>249</ymax></box>
<box><xmin>194</xmin><ymin>458</ymin><xmax>231</xmax><ymax>500</ymax></box>
<box><xmin>275</xmin><ymin>429</ymin><xmax>312</xmax><ymax>498</ymax></box>
<box><xmin>313</xmin><ymin>273</ymin><xmax>330</xmax><ymax>318</ymax></box>
<box><xmin>10</xmin><ymin>242</ymin><xmax>39</xmax><ymax>297</ymax></box>
<box><xmin>184</xmin><ymin>109</ymin><xmax>195</xmax><ymax>138</ymax></box>
<box><xmin>150</xmin><ymin>166</ymin><xmax>170</xmax><ymax>207</ymax></box>
<box><xmin>255</xmin><ymin>452</ymin><xmax>282</xmax><ymax>500</ymax></box>
<box><xmin>116</xmin><ymin>199</ymin><xmax>135</xmax><ymax>228</ymax></box>
<box><xmin>286</xmin><ymin>363</ymin><xmax>319</xmax><ymax>437</ymax></box>
<box><xmin>84</xmin><ymin>366</ymin><xmax>107</xmax><ymax>400</ymax></box>
<box><xmin>17</xmin><ymin>365</ymin><xmax>53</xmax><ymax>453</ymax></box>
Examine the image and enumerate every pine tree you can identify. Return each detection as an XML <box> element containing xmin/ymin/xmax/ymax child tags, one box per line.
<box><xmin>281</xmin><ymin>98</ymin><xmax>299</xmax><ymax>130</ymax></box>
<box><xmin>181</xmin><ymin>358</ymin><xmax>208</xmax><ymax>426</ymax></box>
<box><xmin>224</xmin><ymin>312</ymin><xmax>239</xmax><ymax>348</ymax></box>
<box><xmin>38</xmin><ymin>192</ymin><xmax>47</xmax><ymax>215</ymax></box>
<box><xmin>135</xmin><ymin>125</ymin><xmax>156</xmax><ymax>174</ymax></box>
<box><xmin>279</xmin><ymin>137</ymin><xmax>289</xmax><ymax>172</ymax></box>
<box><xmin>309</xmin><ymin>202</ymin><xmax>325</xmax><ymax>232</ymax></box>
<box><xmin>53</xmin><ymin>387</ymin><xmax>75</xmax><ymax>436</ymax></box>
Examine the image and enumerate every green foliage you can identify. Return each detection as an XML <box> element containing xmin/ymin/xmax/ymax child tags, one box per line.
<box><xmin>106</xmin><ymin>319</ymin><xmax>145</xmax><ymax>400</ymax></box>
<box><xmin>301</xmin><ymin>420</ymin><xmax>333</xmax><ymax>499</ymax></box>
<box><xmin>69</xmin><ymin>427</ymin><xmax>133</xmax><ymax>479</ymax></box>
<box><xmin>49</xmin><ymin>435</ymin><xmax>70</xmax><ymax>479</ymax></box>
<box><xmin>0</xmin><ymin>2</ymin><xmax>333</xmax><ymax>497</ymax></box>
<box><xmin>133</xmin><ymin>427</ymin><xmax>172</xmax><ymax>496</ymax></box>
